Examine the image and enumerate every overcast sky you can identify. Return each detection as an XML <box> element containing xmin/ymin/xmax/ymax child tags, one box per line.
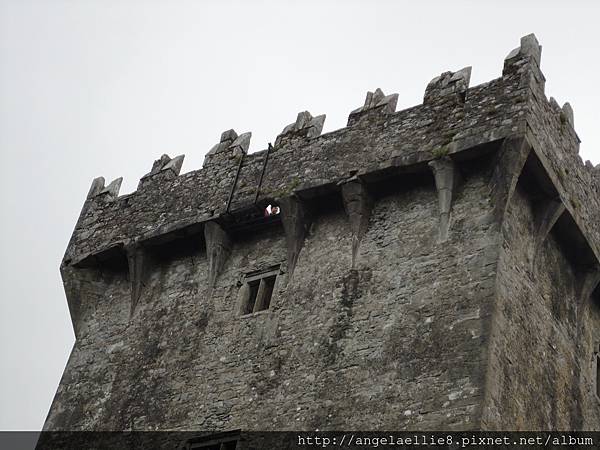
<box><xmin>1</xmin><ymin>0</ymin><xmax>598</xmax><ymax>431</ymax></box>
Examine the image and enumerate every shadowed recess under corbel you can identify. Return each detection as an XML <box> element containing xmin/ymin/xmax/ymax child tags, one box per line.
<box><xmin>531</xmin><ymin>198</ymin><xmax>566</xmax><ymax>273</ymax></box>
<box><xmin>575</xmin><ymin>265</ymin><xmax>600</xmax><ymax>318</ymax></box>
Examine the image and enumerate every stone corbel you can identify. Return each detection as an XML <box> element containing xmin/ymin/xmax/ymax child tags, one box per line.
<box><xmin>531</xmin><ymin>198</ymin><xmax>565</xmax><ymax>272</ymax></box>
<box><xmin>125</xmin><ymin>244</ymin><xmax>148</xmax><ymax>317</ymax></box>
<box><xmin>489</xmin><ymin>137</ymin><xmax>532</xmax><ymax>222</ymax></box>
<box><xmin>204</xmin><ymin>221</ymin><xmax>232</xmax><ymax>290</ymax></box>
<box><xmin>428</xmin><ymin>156</ymin><xmax>461</xmax><ymax>243</ymax></box>
<box><xmin>279</xmin><ymin>196</ymin><xmax>312</xmax><ymax>276</ymax></box>
<box><xmin>575</xmin><ymin>265</ymin><xmax>600</xmax><ymax>311</ymax></box>
<box><xmin>340</xmin><ymin>177</ymin><xmax>373</xmax><ymax>268</ymax></box>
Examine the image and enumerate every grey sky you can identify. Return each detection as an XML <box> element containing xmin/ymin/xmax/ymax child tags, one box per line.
<box><xmin>0</xmin><ymin>0</ymin><xmax>598</xmax><ymax>431</ymax></box>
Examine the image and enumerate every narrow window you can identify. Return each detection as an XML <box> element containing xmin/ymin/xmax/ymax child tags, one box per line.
<box><xmin>238</xmin><ymin>267</ymin><xmax>279</xmax><ymax>315</ymax></box>
<box><xmin>242</xmin><ymin>279</ymin><xmax>261</xmax><ymax>315</ymax></box>
<box><xmin>254</xmin><ymin>274</ymin><xmax>276</xmax><ymax>311</ymax></box>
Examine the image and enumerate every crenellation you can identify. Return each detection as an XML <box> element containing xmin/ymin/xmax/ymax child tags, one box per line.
<box><xmin>503</xmin><ymin>34</ymin><xmax>545</xmax><ymax>103</ymax></box>
<box><xmin>503</xmin><ymin>33</ymin><xmax>542</xmax><ymax>72</ymax></box>
<box><xmin>561</xmin><ymin>102</ymin><xmax>574</xmax><ymax>128</ymax></box>
<box><xmin>138</xmin><ymin>154</ymin><xmax>186</xmax><ymax>189</ymax></box>
<box><xmin>86</xmin><ymin>176</ymin><xmax>106</xmax><ymax>199</ymax></box>
<box><xmin>64</xmin><ymin>79</ymin><xmax>529</xmax><ymax>266</ymax></box>
<box><xmin>347</xmin><ymin>88</ymin><xmax>398</xmax><ymax>126</ymax></box>
<box><xmin>537</xmin><ymin>95</ymin><xmax>580</xmax><ymax>158</ymax></box>
<box><xmin>220</xmin><ymin>129</ymin><xmax>238</xmax><ymax>144</ymax></box>
<box><xmin>97</xmin><ymin>177</ymin><xmax>123</xmax><ymax>199</ymax></box>
<box><xmin>229</xmin><ymin>132</ymin><xmax>252</xmax><ymax>155</ymax></box>
<box><xmin>208</xmin><ymin>129</ymin><xmax>238</xmax><ymax>155</ymax></box>
<box><xmin>65</xmin><ymin>57</ymin><xmax>537</xmax><ymax>267</ymax></box>
<box><xmin>275</xmin><ymin>111</ymin><xmax>326</xmax><ymax>147</ymax></box>
<box><xmin>162</xmin><ymin>154</ymin><xmax>185</xmax><ymax>175</ymax></box>
<box><xmin>45</xmin><ymin>34</ymin><xmax>600</xmax><ymax>434</ymax></box>
<box><xmin>548</xmin><ymin>96</ymin><xmax>561</xmax><ymax>114</ymax></box>
<box><xmin>505</xmin><ymin>33</ymin><xmax>541</xmax><ymax>67</ymax></box>
<box><xmin>203</xmin><ymin>129</ymin><xmax>251</xmax><ymax>169</ymax></box>
<box><xmin>145</xmin><ymin>154</ymin><xmax>172</xmax><ymax>176</ymax></box>
<box><xmin>423</xmin><ymin>67</ymin><xmax>471</xmax><ymax>105</ymax></box>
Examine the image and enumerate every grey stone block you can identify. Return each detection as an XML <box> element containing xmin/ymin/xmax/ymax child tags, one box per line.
<box><xmin>99</xmin><ymin>177</ymin><xmax>122</xmax><ymax>198</ymax></box>
<box><xmin>162</xmin><ymin>155</ymin><xmax>185</xmax><ymax>175</ymax></box>
<box><xmin>229</xmin><ymin>132</ymin><xmax>251</xmax><ymax>154</ymax></box>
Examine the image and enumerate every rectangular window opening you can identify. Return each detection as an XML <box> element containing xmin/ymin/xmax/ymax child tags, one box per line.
<box><xmin>242</xmin><ymin>279</ymin><xmax>260</xmax><ymax>315</ymax></box>
<box><xmin>254</xmin><ymin>275</ymin><xmax>276</xmax><ymax>312</ymax></box>
<box><xmin>239</xmin><ymin>267</ymin><xmax>279</xmax><ymax>315</ymax></box>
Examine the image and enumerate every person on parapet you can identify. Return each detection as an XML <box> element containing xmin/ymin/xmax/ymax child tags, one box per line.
<box><xmin>264</xmin><ymin>204</ymin><xmax>280</xmax><ymax>217</ymax></box>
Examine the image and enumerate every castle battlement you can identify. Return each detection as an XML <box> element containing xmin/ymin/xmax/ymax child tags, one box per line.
<box><xmin>65</xmin><ymin>35</ymin><xmax>598</xmax><ymax>270</ymax></box>
<box><xmin>48</xmin><ymin>34</ymin><xmax>600</xmax><ymax>433</ymax></box>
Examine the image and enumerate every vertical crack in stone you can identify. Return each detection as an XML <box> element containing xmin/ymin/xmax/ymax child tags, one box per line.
<box><xmin>204</xmin><ymin>221</ymin><xmax>232</xmax><ymax>291</ymax></box>
<box><xmin>428</xmin><ymin>157</ymin><xmax>461</xmax><ymax>243</ymax></box>
<box><xmin>341</xmin><ymin>178</ymin><xmax>372</xmax><ymax>268</ymax></box>
<box><xmin>279</xmin><ymin>196</ymin><xmax>311</xmax><ymax>277</ymax></box>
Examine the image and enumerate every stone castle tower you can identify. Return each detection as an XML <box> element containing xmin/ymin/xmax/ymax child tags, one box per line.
<box><xmin>45</xmin><ymin>34</ymin><xmax>600</xmax><ymax>432</ymax></box>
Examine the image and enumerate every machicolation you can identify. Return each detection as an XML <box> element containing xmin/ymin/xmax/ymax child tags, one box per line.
<box><xmin>44</xmin><ymin>34</ymin><xmax>600</xmax><ymax>435</ymax></box>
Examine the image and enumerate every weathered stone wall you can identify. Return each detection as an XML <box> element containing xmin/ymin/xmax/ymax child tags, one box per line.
<box><xmin>45</xmin><ymin>34</ymin><xmax>600</xmax><ymax>432</ymax></box>
<box><xmin>478</xmin><ymin>34</ymin><xmax>600</xmax><ymax>430</ymax></box>
<box><xmin>46</xmin><ymin>168</ymin><xmax>500</xmax><ymax>431</ymax></box>
<box><xmin>64</xmin><ymin>64</ymin><xmax>527</xmax><ymax>267</ymax></box>
<box><xmin>481</xmin><ymin>176</ymin><xmax>600</xmax><ymax>430</ymax></box>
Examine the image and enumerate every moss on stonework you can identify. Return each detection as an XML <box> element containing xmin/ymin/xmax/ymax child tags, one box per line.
<box><xmin>431</xmin><ymin>145</ymin><xmax>450</xmax><ymax>159</ymax></box>
<box><xmin>272</xmin><ymin>176</ymin><xmax>301</xmax><ymax>198</ymax></box>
